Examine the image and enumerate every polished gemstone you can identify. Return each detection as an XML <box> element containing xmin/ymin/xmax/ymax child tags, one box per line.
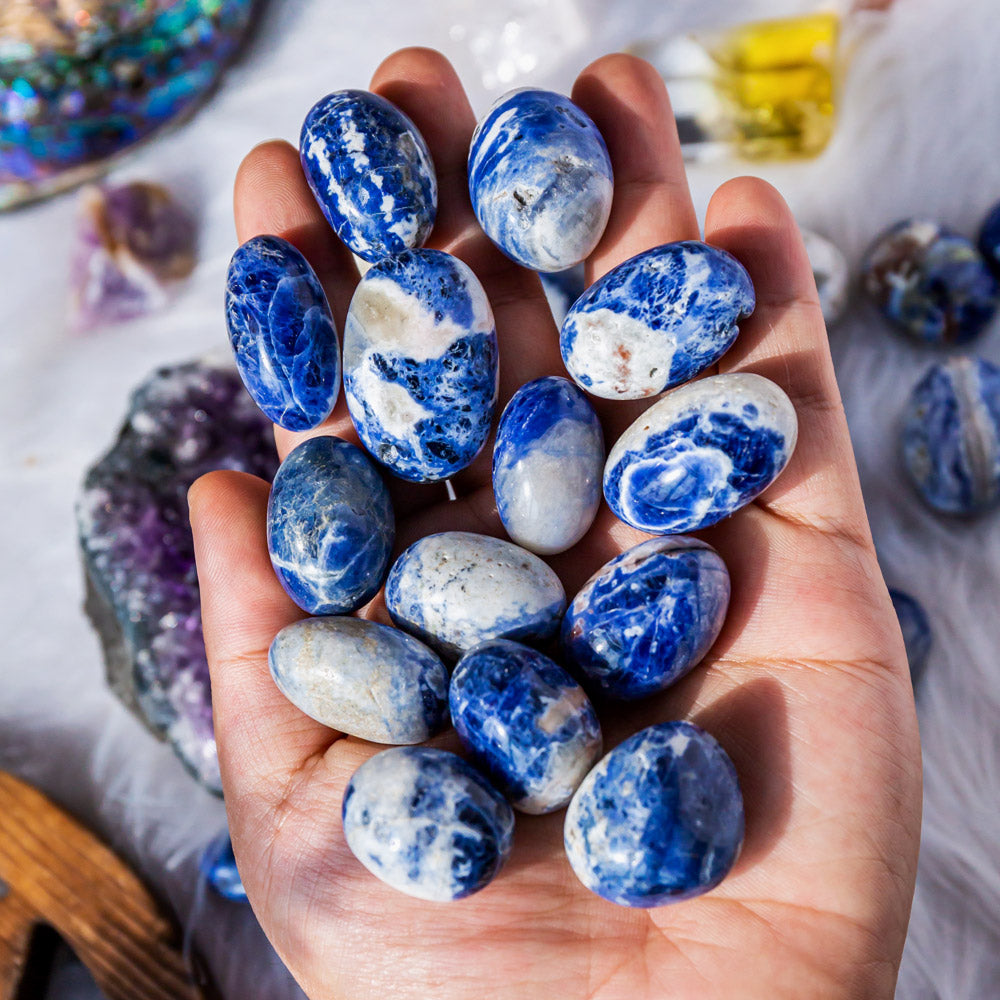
<box><xmin>200</xmin><ymin>832</ymin><xmax>247</xmax><ymax>902</ymax></box>
<box><xmin>802</xmin><ymin>228</ymin><xmax>848</xmax><ymax>327</ymax></box>
<box><xmin>889</xmin><ymin>588</ymin><xmax>932</xmax><ymax>685</ymax></box>
<box><xmin>978</xmin><ymin>201</ymin><xmax>1000</xmax><ymax>276</ymax></box>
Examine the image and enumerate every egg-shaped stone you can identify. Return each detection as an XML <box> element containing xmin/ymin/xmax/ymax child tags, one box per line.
<box><xmin>604</xmin><ymin>372</ymin><xmax>798</xmax><ymax>534</ymax></box>
<box><xmin>801</xmin><ymin>228</ymin><xmax>848</xmax><ymax>327</ymax></box>
<box><xmin>343</xmin><ymin>248</ymin><xmax>498</xmax><ymax>482</ymax></box>
<box><xmin>564</xmin><ymin>721</ymin><xmax>744</xmax><ymax>907</ymax></box>
<box><xmin>468</xmin><ymin>88</ymin><xmax>613</xmax><ymax>272</ymax></box>
<box><xmin>225</xmin><ymin>235</ymin><xmax>340</xmax><ymax>431</ymax></box>
<box><xmin>342</xmin><ymin>746</ymin><xmax>515</xmax><ymax>901</ymax></box>
<box><xmin>889</xmin><ymin>589</ymin><xmax>932</xmax><ymax>686</ymax></box>
<box><xmin>269</xmin><ymin>617</ymin><xmax>448</xmax><ymax>743</ymax></box>
<box><xmin>493</xmin><ymin>376</ymin><xmax>604</xmax><ymax>555</ymax></box>
<box><xmin>562</xmin><ymin>537</ymin><xmax>730</xmax><ymax>700</ymax></box>
<box><xmin>385</xmin><ymin>532</ymin><xmax>565</xmax><ymax>661</ymax></box>
<box><xmin>560</xmin><ymin>241</ymin><xmax>754</xmax><ymax>400</ymax></box>
<box><xmin>266</xmin><ymin>436</ymin><xmax>394</xmax><ymax>614</ymax></box>
<box><xmin>540</xmin><ymin>266</ymin><xmax>585</xmax><ymax>326</ymax></box>
<box><xmin>300</xmin><ymin>90</ymin><xmax>437</xmax><ymax>263</ymax></box>
<box><xmin>901</xmin><ymin>356</ymin><xmax>1000</xmax><ymax>515</ymax></box>
<box><xmin>450</xmin><ymin>640</ymin><xmax>602</xmax><ymax>814</ymax></box>
<box><xmin>978</xmin><ymin>201</ymin><xmax>1000</xmax><ymax>277</ymax></box>
<box><xmin>862</xmin><ymin>219</ymin><xmax>1000</xmax><ymax>345</ymax></box>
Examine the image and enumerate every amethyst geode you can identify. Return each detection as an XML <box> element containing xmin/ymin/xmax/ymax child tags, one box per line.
<box><xmin>77</xmin><ymin>361</ymin><xmax>277</xmax><ymax>792</ymax></box>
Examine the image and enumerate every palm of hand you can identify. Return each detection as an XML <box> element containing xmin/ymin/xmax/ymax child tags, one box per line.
<box><xmin>189</xmin><ymin>49</ymin><xmax>921</xmax><ymax>1000</ymax></box>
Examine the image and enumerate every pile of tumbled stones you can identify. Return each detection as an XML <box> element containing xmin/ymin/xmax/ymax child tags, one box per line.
<box><xmin>225</xmin><ymin>85</ymin><xmax>798</xmax><ymax>907</ymax></box>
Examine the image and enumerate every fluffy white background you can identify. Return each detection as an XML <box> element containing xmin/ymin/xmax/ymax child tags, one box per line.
<box><xmin>2</xmin><ymin>0</ymin><xmax>998</xmax><ymax>997</ymax></box>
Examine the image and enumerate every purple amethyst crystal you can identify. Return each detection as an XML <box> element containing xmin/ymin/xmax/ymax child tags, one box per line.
<box><xmin>77</xmin><ymin>361</ymin><xmax>277</xmax><ymax>792</ymax></box>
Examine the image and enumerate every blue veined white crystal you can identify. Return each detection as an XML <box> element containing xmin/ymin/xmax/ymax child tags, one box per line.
<box><xmin>342</xmin><ymin>746</ymin><xmax>514</xmax><ymax>901</ymax></box>
<box><xmin>604</xmin><ymin>372</ymin><xmax>797</xmax><ymax>534</ymax></box>
<box><xmin>560</xmin><ymin>241</ymin><xmax>754</xmax><ymax>400</ymax></box>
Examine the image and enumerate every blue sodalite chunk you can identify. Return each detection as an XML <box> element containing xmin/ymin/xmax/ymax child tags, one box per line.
<box><xmin>344</xmin><ymin>248</ymin><xmax>498</xmax><ymax>482</ymax></box>
<box><xmin>269</xmin><ymin>617</ymin><xmax>448</xmax><ymax>743</ymax></box>
<box><xmin>564</xmin><ymin>721</ymin><xmax>744</xmax><ymax>907</ymax></box>
<box><xmin>493</xmin><ymin>376</ymin><xmax>604</xmax><ymax>555</ymax></box>
<box><xmin>300</xmin><ymin>90</ymin><xmax>437</xmax><ymax>263</ymax></box>
<box><xmin>200</xmin><ymin>832</ymin><xmax>247</xmax><ymax>902</ymax></box>
<box><xmin>901</xmin><ymin>357</ymin><xmax>1000</xmax><ymax>515</ymax></box>
<box><xmin>561</xmin><ymin>242</ymin><xmax>754</xmax><ymax>400</ymax></box>
<box><xmin>978</xmin><ymin>202</ymin><xmax>1000</xmax><ymax>277</ymax></box>
<box><xmin>266</xmin><ymin>436</ymin><xmax>394</xmax><ymax>614</ymax></box>
<box><xmin>862</xmin><ymin>219</ymin><xmax>1000</xmax><ymax>345</ymax></box>
<box><xmin>562</xmin><ymin>537</ymin><xmax>730</xmax><ymax>700</ymax></box>
<box><xmin>468</xmin><ymin>88</ymin><xmax>613</xmax><ymax>272</ymax></box>
<box><xmin>604</xmin><ymin>372</ymin><xmax>798</xmax><ymax>534</ymax></box>
<box><xmin>450</xmin><ymin>640</ymin><xmax>602</xmax><ymax>814</ymax></box>
<box><xmin>540</xmin><ymin>265</ymin><xmax>585</xmax><ymax>326</ymax></box>
<box><xmin>385</xmin><ymin>531</ymin><xmax>565</xmax><ymax>661</ymax></box>
<box><xmin>342</xmin><ymin>746</ymin><xmax>515</xmax><ymax>901</ymax></box>
<box><xmin>889</xmin><ymin>589</ymin><xmax>932</xmax><ymax>685</ymax></box>
<box><xmin>225</xmin><ymin>235</ymin><xmax>340</xmax><ymax>431</ymax></box>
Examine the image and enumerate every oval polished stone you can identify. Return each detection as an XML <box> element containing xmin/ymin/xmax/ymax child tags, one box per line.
<box><xmin>269</xmin><ymin>617</ymin><xmax>448</xmax><ymax>743</ymax></box>
<box><xmin>300</xmin><ymin>90</ymin><xmax>437</xmax><ymax>263</ymax></box>
<box><xmin>604</xmin><ymin>373</ymin><xmax>798</xmax><ymax>534</ymax></box>
<box><xmin>802</xmin><ymin>228</ymin><xmax>848</xmax><ymax>327</ymax></box>
<box><xmin>468</xmin><ymin>88</ymin><xmax>613</xmax><ymax>272</ymax></box>
<box><xmin>564</xmin><ymin>721</ymin><xmax>745</xmax><ymax>907</ymax></box>
<box><xmin>451</xmin><ymin>640</ymin><xmax>602</xmax><ymax>814</ymax></box>
<box><xmin>901</xmin><ymin>356</ymin><xmax>1000</xmax><ymax>514</ymax></box>
<box><xmin>385</xmin><ymin>532</ymin><xmax>565</xmax><ymax>661</ymax></box>
<box><xmin>560</xmin><ymin>241</ymin><xmax>754</xmax><ymax>400</ymax></box>
<box><xmin>978</xmin><ymin>201</ymin><xmax>1000</xmax><ymax>276</ymax></box>
<box><xmin>266</xmin><ymin>436</ymin><xmax>394</xmax><ymax>614</ymax></box>
<box><xmin>342</xmin><ymin>747</ymin><xmax>514</xmax><ymax>901</ymax></box>
<box><xmin>344</xmin><ymin>248</ymin><xmax>498</xmax><ymax>482</ymax></box>
<box><xmin>562</xmin><ymin>537</ymin><xmax>730</xmax><ymax>700</ymax></box>
<box><xmin>889</xmin><ymin>588</ymin><xmax>932</xmax><ymax>685</ymax></box>
<box><xmin>493</xmin><ymin>376</ymin><xmax>604</xmax><ymax>555</ymax></box>
<box><xmin>225</xmin><ymin>235</ymin><xmax>340</xmax><ymax>431</ymax></box>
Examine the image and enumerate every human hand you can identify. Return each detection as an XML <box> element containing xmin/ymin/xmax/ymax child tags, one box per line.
<box><xmin>189</xmin><ymin>47</ymin><xmax>921</xmax><ymax>1000</ymax></box>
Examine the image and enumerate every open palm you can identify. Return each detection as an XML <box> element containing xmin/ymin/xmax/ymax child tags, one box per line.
<box><xmin>189</xmin><ymin>48</ymin><xmax>921</xmax><ymax>1000</ymax></box>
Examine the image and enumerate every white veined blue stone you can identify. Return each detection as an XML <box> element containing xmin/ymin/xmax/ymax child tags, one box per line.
<box><xmin>492</xmin><ymin>376</ymin><xmax>604</xmax><ymax>555</ymax></box>
<box><xmin>604</xmin><ymin>372</ymin><xmax>798</xmax><ymax>534</ymax></box>
<box><xmin>468</xmin><ymin>88</ymin><xmax>613</xmax><ymax>272</ymax></box>
<box><xmin>268</xmin><ymin>617</ymin><xmax>448</xmax><ymax>744</ymax></box>
<box><xmin>384</xmin><ymin>531</ymin><xmax>566</xmax><ymax>661</ymax></box>
<box><xmin>560</xmin><ymin>241</ymin><xmax>754</xmax><ymax>400</ymax></box>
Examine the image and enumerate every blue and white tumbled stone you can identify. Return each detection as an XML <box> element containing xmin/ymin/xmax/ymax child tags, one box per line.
<box><xmin>604</xmin><ymin>372</ymin><xmax>798</xmax><ymax>534</ymax></box>
<box><xmin>199</xmin><ymin>832</ymin><xmax>247</xmax><ymax>902</ymax></box>
<box><xmin>564</xmin><ymin>721</ymin><xmax>744</xmax><ymax>907</ymax></box>
<box><xmin>562</xmin><ymin>537</ymin><xmax>730</xmax><ymax>700</ymax></box>
<box><xmin>978</xmin><ymin>201</ymin><xmax>1000</xmax><ymax>277</ymax></box>
<box><xmin>540</xmin><ymin>266</ymin><xmax>585</xmax><ymax>326</ymax></box>
<box><xmin>901</xmin><ymin>356</ymin><xmax>1000</xmax><ymax>515</ymax></box>
<box><xmin>300</xmin><ymin>90</ymin><xmax>437</xmax><ymax>263</ymax></box>
<box><xmin>802</xmin><ymin>228</ymin><xmax>849</xmax><ymax>327</ymax></box>
<box><xmin>342</xmin><ymin>746</ymin><xmax>515</xmax><ymax>901</ymax></box>
<box><xmin>493</xmin><ymin>376</ymin><xmax>604</xmax><ymax>554</ymax></box>
<box><xmin>266</xmin><ymin>436</ymin><xmax>394</xmax><ymax>614</ymax></box>
<box><xmin>269</xmin><ymin>617</ymin><xmax>447</xmax><ymax>743</ymax></box>
<box><xmin>344</xmin><ymin>248</ymin><xmax>498</xmax><ymax>482</ymax></box>
<box><xmin>225</xmin><ymin>235</ymin><xmax>340</xmax><ymax>431</ymax></box>
<box><xmin>889</xmin><ymin>588</ymin><xmax>932</xmax><ymax>685</ymax></box>
<box><xmin>468</xmin><ymin>88</ymin><xmax>613</xmax><ymax>272</ymax></box>
<box><xmin>385</xmin><ymin>531</ymin><xmax>565</xmax><ymax>661</ymax></box>
<box><xmin>450</xmin><ymin>640</ymin><xmax>602</xmax><ymax>814</ymax></box>
<box><xmin>561</xmin><ymin>241</ymin><xmax>754</xmax><ymax>400</ymax></box>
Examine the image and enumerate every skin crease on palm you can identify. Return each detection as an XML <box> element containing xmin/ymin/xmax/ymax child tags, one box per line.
<box><xmin>187</xmin><ymin>47</ymin><xmax>922</xmax><ymax>1000</ymax></box>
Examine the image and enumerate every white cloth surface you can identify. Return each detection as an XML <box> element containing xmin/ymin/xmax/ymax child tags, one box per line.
<box><xmin>1</xmin><ymin>0</ymin><xmax>998</xmax><ymax>997</ymax></box>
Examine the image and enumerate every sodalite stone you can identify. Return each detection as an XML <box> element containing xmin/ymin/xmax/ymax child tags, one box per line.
<box><xmin>802</xmin><ymin>228</ymin><xmax>848</xmax><ymax>327</ymax></box>
<box><xmin>266</xmin><ymin>436</ymin><xmax>394</xmax><ymax>614</ymax></box>
<box><xmin>225</xmin><ymin>235</ymin><xmax>340</xmax><ymax>431</ymax></box>
<box><xmin>978</xmin><ymin>201</ymin><xmax>1000</xmax><ymax>276</ymax></box>
<box><xmin>269</xmin><ymin>617</ymin><xmax>447</xmax><ymax>743</ymax></box>
<box><xmin>493</xmin><ymin>376</ymin><xmax>604</xmax><ymax>555</ymax></box>
<box><xmin>862</xmin><ymin>220</ymin><xmax>1000</xmax><ymax>345</ymax></box>
<box><xmin>342</xmin><ymin>747</ymin><xmax>514</xmax><ymax>901</ymax></box>
<box><xmin>604</xmin><ymin>372</ymin><xmax>798</xmax><ymax>534</ymax></box>
<box><xmin>450</xmin><ymin>640</ymin><xmax>602</xmax><ymax>814</ymax></box>
<box><xmin>344</xmin><ymin>248</ymin><xmax>498</xmax><ymax>482</ymax></box>
<box><xmin>540</xmin><ymin>266</ymin><xmax>585</xmax><ymax>326</ymax></box>
<box><xmin>889</xmin><ymin>589</ymin><xmax>932</xmax><ymax>685</ymax></box>
<box><xmin>385</xmin><ymin>532</ymin><xmax>565</xmax><ymax>661</ymax></box>
<box><xmin>564</xmin><ymin>721</ymin><xmax>744</xmax><ymax>907</ymax></box>
<box><xmin>468</xmin><ymin>88</ymin><xmax>613</xmax><ymax>272</ymax></box>
<box><xmin>901</xmin><ymin>357</ymin><xmax>1000</xmax><ymax>515</ymax></box>
<box><xmin>560</xmin><ymin>242</ymin><xmax>754</xmax><ymax>400</ymax></box>
<box><xmin>562</xmin><ymin>537</ymin><xmax>730</xmax><ymax>700</ymax></box>
<box><xmin>300</xmin><ymin>90</ymin><xmax>437</xmax><ymax>263</ymax></box>
<box><xmin>200</xmin><ymin>832</ymin><xmax>246</xmax><ymax>902</ymax></box>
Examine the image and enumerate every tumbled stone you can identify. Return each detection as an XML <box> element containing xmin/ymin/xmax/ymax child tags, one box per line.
<box><xmin>889</xmin><ymin>589</ymin><xmax>932</xmax><ymax>685</ymax></box>
<box><xmin>978</xmin><ymin>201</ymin><xmax>1000</xmax><ymax>277</ymax></box>
<box><xmin>539</xmin><ymin>266</ymin><xmax>585</xmax><ymax>326</ymax></box>
<box><xmin>200</xmin><ymin>832</ymin><xmax>247</xmax><ymax>902</ymax></box>
<box><xmin>450</xmin><ymin>640</ymin><xmax>602</xmax><ymax>814</ymax></box>
<box><xmin>560</xmin><ymin>241</ymin><xmax>754</xmax><ymax>400</ymax></box>
<box><xmin>802</xmin><ymin>228</ymin><xmax>848</xmax><ymax>327</ymax></box>
<box><xmin>342</xmin><ymin>747</ymin><xmax>514</xmax><ymax>901</ymax></box>
<box><xmin>564</xmin><ymin>721</ymin><xmax>744</xmax><ymax>907</ymax></box>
